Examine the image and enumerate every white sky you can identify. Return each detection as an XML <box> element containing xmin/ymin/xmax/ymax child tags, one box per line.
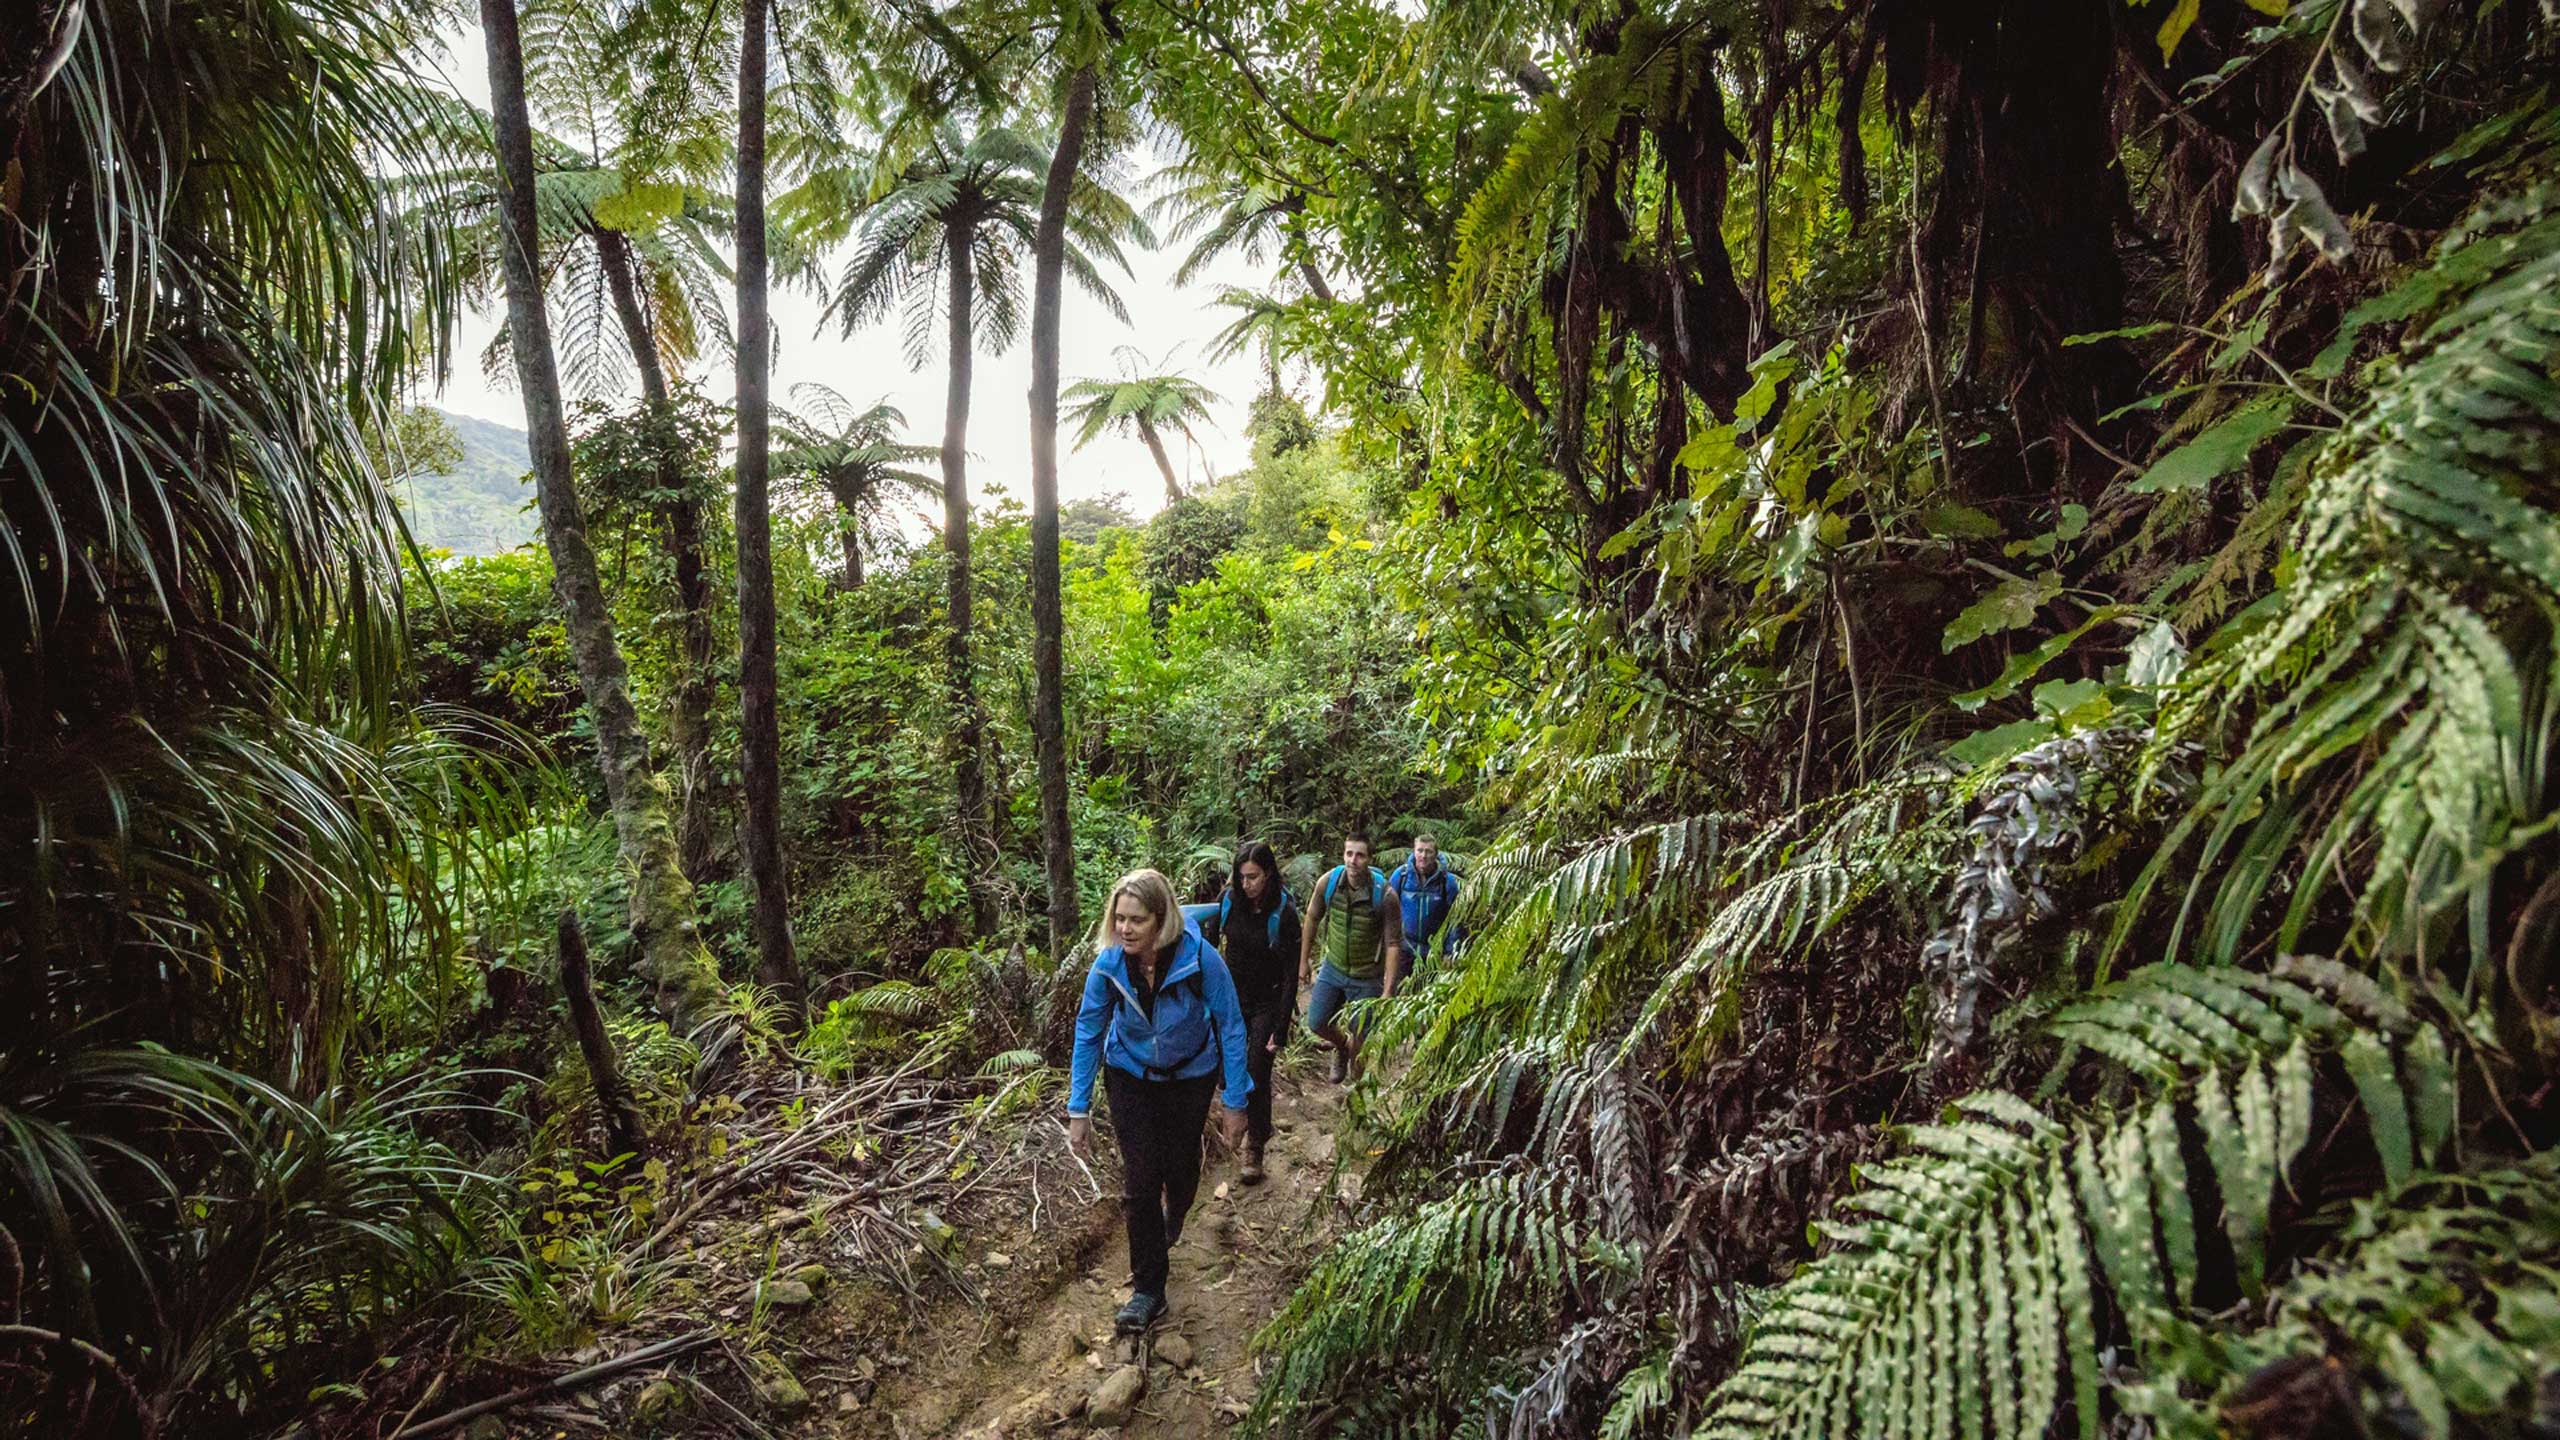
<box><xmin>418</xmin><ymin>25</ymin><xmax>1279</xmax><ymax>525</ymax></box>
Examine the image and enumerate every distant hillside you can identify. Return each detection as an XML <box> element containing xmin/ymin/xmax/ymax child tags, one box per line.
<box><xmin>393</xmin><ymin>408</ymin><xmax>538</xmax><ymax>556</ymax></box>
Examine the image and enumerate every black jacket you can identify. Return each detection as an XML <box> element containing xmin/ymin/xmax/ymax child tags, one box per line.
<box><xmin>1204</xmin><ymin>892</ymin><xmax>1303</xmax><ymax>1031</ymax></box>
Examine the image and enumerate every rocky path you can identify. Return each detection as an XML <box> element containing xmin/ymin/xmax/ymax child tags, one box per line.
<box><xmin>871</xmin><ymin>1057</ymin><xmax>1355</xmax><ymax>1439</ymax></box>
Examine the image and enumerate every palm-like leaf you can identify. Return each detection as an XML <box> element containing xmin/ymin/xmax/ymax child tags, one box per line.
<box><xmin>1063</xmin><ymin>348</ymin><xmax>1223</xmax><ymax>451</ymax></box>
<box><xmin>816</xmin><ymin>121</ymin><xmax>1149</xmax><ymax>367</ymax></box>
<box><xmin>1</xmin><ymin>1</ymin><xmax>564</xmax><ymax>1424</ymax></box>
<box><xmin>772</xmin><ymin>384</ymin><xmax>940</xmax><ymax>582</ymax></box>
<box><xmin>397</xmin><ymin>94</ymin><xmax>736</xmax><ymax>400</ymax></box>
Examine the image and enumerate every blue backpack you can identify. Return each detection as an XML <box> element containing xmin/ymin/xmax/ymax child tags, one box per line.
<box><xmin>1216</xmin><ymin>887</ymin><xmax>1293</xmax><ymax>948</ymax></box>
<box><xmin>1320</xmin><ymin>866</ymin><xmax>1389</xmax><ymax>910</ymax></box>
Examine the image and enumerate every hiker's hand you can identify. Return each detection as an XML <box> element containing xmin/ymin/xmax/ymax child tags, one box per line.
<box><xmin>1217</xmin><ymin>1105</ymin><xmax>1247</xmax><ymax>1150</ymax></box>
<box><xmin>1265</xmin><ymin>1032</ymin><xmax>1281</xmax><ymax>1054</ymax></box>
<box><xmin>1067</xmin><ymin>1116</ymin><xmax>1092</xmax><ymax>1157</ymax></box>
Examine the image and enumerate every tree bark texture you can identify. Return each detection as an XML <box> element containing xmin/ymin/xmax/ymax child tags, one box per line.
<box><xmin>942</xmin><ymin>218</ymin><xmax>999</xmax><ymax>938</ymax></box>
<box><xmin>836</xmin><ymin>514</ymin><xmax>864</xmax><ymax>590</ymax></box>
<box><xmin>479</xmin><ymin>0</ymin><xmax>719</xmax><ymax>1037</ymax></box>
<box><xmin>732</xmin><ymin>0</ymin><xmax>802</xmax><ymax>1005</ymax></box>
<box><xmin>1136</xmin><ymin>414</ymin><xmax>1182</xmax><ymax>504</ymax></box>
<box><xmin>596</xmin><ymin>226</ymin><xmax>724</xmax><ymax>882</ymax></box>
<box><xmin>558</xmin><ymin>909</ymin><xmax>647</xmax><ymax>1159</ymax></box>
<box><xmin>1026</xmin><ymin>60</ymin><xmax>1098</xmax><ymax>958</ymax></box>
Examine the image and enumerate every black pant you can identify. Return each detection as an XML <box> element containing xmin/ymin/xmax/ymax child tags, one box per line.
<box><xmin>1104</xmin><ymin>1067</ymin><xmax>1215</xmax><ymax>1299</ymax></box>
<box><xmin>1243</xmin><ymin>1007</ymin><xmax>1285</xmax><ymax>1143</ymax></box>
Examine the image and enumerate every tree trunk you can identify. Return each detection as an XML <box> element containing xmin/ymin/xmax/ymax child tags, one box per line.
<box><xmin>1295</xmin><ymin>256</ymin><xmax>1335</xmax><ymax>305</ymax></box>
<box><xmin>596</xmin><ymin>226</ymin><xmax>723</xmax><ymax>882</ymax></box>
<box><xmin>479</xmin><ymin>0</ymin><xmax>719</xmax><ymax>1037</ymax></box>
<box><xmin>1135</xmin><ymin>414</ymin><xmax>1182</xmax><ymax>505</ymax></box>
<box><xmin>838</xmin><ymin>518</ymin><xmax>864</xmax><ymax>590</ymax></box>
<box><xmin>558</xmin><ymin>910</ymin><xmax>646</xmax><ymax>1160</ymax></box>
<box><xmin>943</xmin><ymin>218</ymin><xmax>999</xmax><ymax>939</ymax></box>
<box><xmin>732</xmin><ymin>0</ymin><xmax>802</xmax><ymax>1007</ymax></box>
<box><xmin>818</xmin><ymin>475</ymin><xmax>867</xmax><ymax>589</ymax></box>
<box><xmin>1027</xmin><ymin>61</ymin><xmax>1097</xmax><ymax>959</ymax></box>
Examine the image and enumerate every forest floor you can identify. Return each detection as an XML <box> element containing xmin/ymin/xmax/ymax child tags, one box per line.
<box><xmin>848</xmin><ymin>1052</ymin><xmax>1358</xmax><ymax>1439</ymax></box>
<box><xmin>373</xmin><ymin>1049</ymin><xmax>1362</xmax><ymax>1440</ymax></box>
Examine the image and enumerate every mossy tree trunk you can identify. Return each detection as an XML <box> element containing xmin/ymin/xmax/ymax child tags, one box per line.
<box><xmin>479</xmin><ymin>0</ymin><xmax>720</xmax><ymax>1036</ymax></box>
<box><xmin>732</xmin><ymin>0</ymin><xmax>803</xmax><ymax>1006</ymax></box>
<box><xmin>594</xmin><ymin>226</ymin><xmax>724</xmax><ymax>883</ymax></box>
<box><xmin>1027</xmin><ymin>59</ymin><xmax>1100</xmax><ymax>957</ymax></box>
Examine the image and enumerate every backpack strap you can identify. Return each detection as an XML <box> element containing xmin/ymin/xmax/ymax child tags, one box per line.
<box><xmin>1320</xmin><ymin>866</ymin><xmax>1387</xmax><ymax>909</ymax></box>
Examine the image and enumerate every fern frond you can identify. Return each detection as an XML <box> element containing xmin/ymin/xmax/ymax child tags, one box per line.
<box><xmin>2136</xmin><ymin>124</ymin><xmax>2560</xmax><ymax>968</ymax></box>
<box><xmin>1690</xmin><ymin>962</ymin><xmax>2452</xmax><ymax>1440</ymax></box>
<box><xmin>1250</xmin><ymin>1167</ymin><xmax>1606</xmax><ymax>1436</ymax></box>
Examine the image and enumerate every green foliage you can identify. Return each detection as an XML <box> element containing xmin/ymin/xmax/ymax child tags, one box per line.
<box><xmin>1251</xmin><ymin>1168</ymin><xmax>1610</xmax><ymax>1434</ymax></box>
<box><xmin>2124</xmin><ymin>113</ymin><xmax>2560</xmax><ymax>970</ymax></box>
<box><xmin>1691</xmin><ymin>962</ymin><xmax>2455</xmax><ymax>1440</ymax></box>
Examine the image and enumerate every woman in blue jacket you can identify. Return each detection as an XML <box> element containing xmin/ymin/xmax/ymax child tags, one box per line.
<box><xmin>1066</xmin><ymin>867</ymin><xmax>1253</xmax><ymax>1333</ymax></box>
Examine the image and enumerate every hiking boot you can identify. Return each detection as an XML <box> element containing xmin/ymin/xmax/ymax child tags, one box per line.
<box><xmin>1326</xmin><ymin>1047</ymin><xmax>1349</xmax><ymax>1084</ymax></box>
<box><xmin>1114</xmin><ymin>1291</ymin><xmax>1168</xmax><ymax>1335</ymax></box>
<box><xmin>1241</xmin><ymin>1141</ymin><xmax>1267</xmax><ymax>1186</ymax></box>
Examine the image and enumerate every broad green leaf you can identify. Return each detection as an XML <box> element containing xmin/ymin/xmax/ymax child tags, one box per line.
<box><xmin>2156</xmin><ymin>0</ymin><xmax>2203</xmax><ymax>58</ymax></box>
<box><xmin>1948</xmin><ymin>718</ymin><xmax>2057</xmax><ymax>768</ymax></box>
<box><xmin>2126</xmin><ymin>620</ymin><xmax>2188</xmax><ymax>687</ymax></box>
<box><xmin>2032</xmin><ymin>678</ymin><xmax>2112</xmax><ymax>727</ymax></box>
<box><xmin>1921</xmin><ymin>501</ymin><xmax>2004</xmax><ymax>540</ymax></box>
<box><xmin>1944</xmin><ymin>571</ymin><xmax>2063</xmax><ymax>651</ymax></box>
<box><xmin>1952</xmin><ymin>609</ymin><xmax>2133</xmax><ymax>712</ymax></box>
<box><xmin>2130</xmin><ymin>400</ymin><xmax>2294</xmax><ymax>494</ymax></box>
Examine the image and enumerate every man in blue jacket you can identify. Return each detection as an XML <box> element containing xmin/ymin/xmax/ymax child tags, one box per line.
<box><xmin>1388</xmin><ymin>832</ymin><xmax>1463</xmax><ymax>972</ymax></box>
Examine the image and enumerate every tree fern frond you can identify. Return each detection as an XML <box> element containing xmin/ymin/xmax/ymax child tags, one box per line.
<box><xmin>1251</xmin><ymin>1167</ymin><xmax>1604</xmax><ymax>1436</ymax></box>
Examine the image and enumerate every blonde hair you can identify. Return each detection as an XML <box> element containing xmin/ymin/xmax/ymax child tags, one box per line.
<box><xmin>1098</xmin><ymin>868</ymin><xmax>1184</xmax><ymax>956</ymax></box>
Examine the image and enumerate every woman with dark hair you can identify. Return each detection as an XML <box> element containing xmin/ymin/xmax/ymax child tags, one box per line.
<box><xmin>1198</xmin><ymin>841</ymin><xmax>1301</xmax><ymax>1184</ymax></box>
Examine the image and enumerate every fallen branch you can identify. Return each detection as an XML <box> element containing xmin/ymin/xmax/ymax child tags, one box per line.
<box><xmin>388</xmin><ymin>1331</ymin><xmax>714</xmax><ymax>1438</ymax></box>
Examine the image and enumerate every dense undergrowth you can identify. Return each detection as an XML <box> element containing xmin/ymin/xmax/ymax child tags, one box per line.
<box><xmin>1236</xmin><ymin>6</ymin><xmax>2560</xmax><ymax>1439</ymax></box>
<box><xmin>7</xmin><ymin>0</ymin><xmax>2560</xmax><ymax>1438</ymax></box>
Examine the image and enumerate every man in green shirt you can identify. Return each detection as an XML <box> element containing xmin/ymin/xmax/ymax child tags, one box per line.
<box><xmin>1298</xmin><ymin>830</ymin><xmax>1404</xmax><ymax>1082</ymax></box>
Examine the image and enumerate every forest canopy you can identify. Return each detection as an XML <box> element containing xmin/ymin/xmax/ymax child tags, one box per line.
<box><xmin>3</xmin><ymin>0</ymin><xmax>2558</xmax><ymax>1437</ymax></box>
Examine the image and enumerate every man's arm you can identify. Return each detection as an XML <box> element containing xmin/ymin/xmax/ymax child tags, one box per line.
<box><xmin>1299</xmin><ymin>884</ymin><xmax>1324</xmax><ymax>984</ymax></box>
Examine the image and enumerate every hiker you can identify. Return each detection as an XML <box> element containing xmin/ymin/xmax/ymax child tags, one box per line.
<box><xmin>1066</xmin><ymin>868</ymin><xmax>1253</xmax><ymax>1334</ymax></box>
<box><xmin>1388</xmin><ymin>831</ymin><xmax>1463</xmax><ymax>972</ymax></box>
<box><xmin>1298</xmin><ymin>830</ymin><xmax>1404</xmax><ymax>1083</ymax></box>
<box><xmin>1198</xmin><ymin>842</ymin><xmax>1302</xmax><ymax>1185</ymax></box>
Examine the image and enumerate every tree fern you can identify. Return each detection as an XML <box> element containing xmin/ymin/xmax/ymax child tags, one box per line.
<box><xmin>2125</xmin><ymin>109</ymin><xmax>2560</xmax><ymax>971</ymax></box>
<box><xmin>1690</xmin><ymin>961</ymin><xmax>2457</xmax><ymax>1440</ymax></box>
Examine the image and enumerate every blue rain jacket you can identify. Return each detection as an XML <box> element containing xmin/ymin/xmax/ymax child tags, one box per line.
<box><xmin>1066</xmin><ymin>922</ymin><xmax>1253</xmax><ymax>1117</ymax></box>
<box><xmin>1391</xmin><ymin>860</ymin><xmax>1462</xmax><ymax>951</ymax></box>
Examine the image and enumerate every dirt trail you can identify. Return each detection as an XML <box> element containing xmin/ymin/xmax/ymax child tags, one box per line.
<box><xmin>872</xmin><ymin>1057</ymin><xmax>1356</xmax><ymax>1439</ymax></box>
